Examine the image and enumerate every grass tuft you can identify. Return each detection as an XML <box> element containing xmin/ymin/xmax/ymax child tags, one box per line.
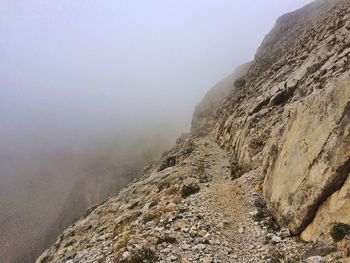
<box><xmin>230</xmin><ymin>160</ymin><xmax>242</xmax><ymax>180</ymax></box>
<box><xmin>157</xmin><ymin>235</ymin><xmax>177</xmax><ymax>244</ymax></box>
<box><xmin>330</xmin><ymin>223</ymin><xmax>350</xmax><ymax>242</ymax></box>
<box><xmin>118</xmin><ymin>247</ymin><xmax>158</xmax><ymax>263</ymax></box>
<box><xmin>181</xmin><ymin>184</ymin><xmax>200</xmax><ymax>198</ymax></box>
<box><xmin>143</xmin><ymin>214</ymin><xmax>158</xmax><ymax>224</ymax></box>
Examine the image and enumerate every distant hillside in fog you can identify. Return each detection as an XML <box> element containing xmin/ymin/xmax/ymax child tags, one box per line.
<box><xmin>0</xmin><ymin>129</ymin><xmax>178</xmax><ymax>263</ymax></box>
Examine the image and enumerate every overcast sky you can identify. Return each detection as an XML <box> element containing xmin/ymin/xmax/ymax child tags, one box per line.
<box><xmin>0</xmin><ymin>0</ymin><xmax>313</xmax><ymax>149</ymax></box>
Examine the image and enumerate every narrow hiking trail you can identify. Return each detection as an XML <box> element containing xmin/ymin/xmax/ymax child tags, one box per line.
<box><xmin>190</xmin><ymin>139</ymin><xmax>314</xmax><ymax>262</ymax></box>
<box><xmin>154</xmin><ymin>137</ymin><xmax>314</xmax><ymax>262</ymax></box>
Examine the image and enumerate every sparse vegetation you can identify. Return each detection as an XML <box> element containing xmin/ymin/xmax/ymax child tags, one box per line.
<box><xmin>195</xmin><ymin>159</ymin><xmax>210</xmax><ymax>183</ymax></box>
<box><xmin>196</xmin><ymin>159</ymin><xmax>206</xmax><ymax>174</ymax></box>
<box><xmin>252</xmin><ymin>206</ymin><xmax>280</xmax><ymax>232</ymax></box>
<box><xmin>330</xmin><ymin>223</ymin><xmax>350</xmax><ymax>242</ymax></box>
<box><xmin>322</xmin><ymin>246</ymin><xmax>337</xmax><ymax>256</ymax></box>
<box><xmin>181</xmin><ymin>184</ymin><xmax>200</xmax><ymax>198</ymax></box>
<box><xmin>143</xmin><ymin>213</ymin><xmax>158</xmax><ymax>224</ymax></box>
<box><xmin>178</xmin><ymin>207</ymin><xmax>189</xmax><ymax>213</ymax></box>
<box><xmin>230</xmin><ymin>160</ymin><xmax>242</xmax><ymax>180</ymax></box>
<box><xmin>270</xmin><ymin>251</ymin><xmax>285</xmax><ymax>262</ymax></box>
<box><xmin>97</xmin><ymin>257</ymin><xmax>106</xmax><ymax>263</ymax></box>
<box><xmin>63</xmin><ymin>239</ymin><xmax>75</xmax><ymax>248</ymax></box>
<box><xmin>267</xmin><ymin>217</ymin><xmax>280</xmax><ymax>232</ymax></box>
<box><xmin>253</xmin><ymin>208</ymin><xmax>268</xmax><ymax>222</ymax></box>
<box><xmin>264</xmin><ymin>236</ymin><xmax>272</xmax><ymax>245</ymax></box>
<box><xmin>37</xmin><ymin>255</ymin><xmax>51</xmax><ymax>263</ymax></box>
<box><xmin>270</xmin><ymin>258</ymin><xmax>282</xmax><ymax>263</ymax></box>
<box><xmin>234</xmin><ymin>77</ymin><xmax>246</xmax><ymax>88</ymax></box>
<box><xmin>118</xmin><ymin>247</ymin><xmax>158</xmax><ymax>263</ymax></box>
<box><xmin>198</xmin><ymin>173</ymin><xmax>209</xmax><ymax>183</ymax></box>
<box><xmin>158</xmin><ymin>156</ymin><xmax>177</xmax><ymax>172</ymax></box>
<box><xmin>157</xmin><ymin>181</ymin><xmax>170</xmax><ymax>192</ymax></box>
<box><xmin>157</xmin><ymin>235</ymin><xmax>177</xmax><ymax>244</ymax></box>
<box><xmin>161</xmin><ymin>220</ymin><xmax>171</xmax><ymax>229</ymax></box>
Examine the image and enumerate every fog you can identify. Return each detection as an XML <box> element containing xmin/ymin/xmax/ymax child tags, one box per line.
<box><xmin>0</xmin><ymin>1</ymin><xmax>312</xmax><ymax>262</ymax></box>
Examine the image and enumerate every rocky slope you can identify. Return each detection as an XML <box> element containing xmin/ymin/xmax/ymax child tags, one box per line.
<box><xmin>36</xmin><ymin>0</ymin><xmax>350</xmax><ymax>262</ymax></box>
<box><xmin>36</xmin><ymin>136</ymin><xmax>320</xmax><ymax>263</ymax></box>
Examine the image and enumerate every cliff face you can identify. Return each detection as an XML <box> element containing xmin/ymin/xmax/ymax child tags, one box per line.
<box><xmin>208</xmin><ymin>0</ymin><xmax>350</xmax><ymax>241</ymax></box>
<box><xmin>36</xmin><ymin>1</ymin><xmax>350</xmax><ymax>262</ymax></box>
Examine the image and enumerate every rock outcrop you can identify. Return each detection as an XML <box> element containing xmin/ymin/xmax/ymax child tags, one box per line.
<box><xmin>36</xmin><ymin>0</ymin><xmax>350</xmax><ymax>262</ymax></box>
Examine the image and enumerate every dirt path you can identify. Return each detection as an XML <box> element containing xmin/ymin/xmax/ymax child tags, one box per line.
<box><xmin>199</xmin><ymin>138</ymin><xmax>314</xmax><ymax>262</ymax></box>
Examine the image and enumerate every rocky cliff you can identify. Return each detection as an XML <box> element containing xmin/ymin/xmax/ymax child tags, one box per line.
<box><xmin>209</xmin><ymin>0</ymin><xmax>350</xmax><ymax>242</ymax></box>
<box><xmin>36</xmin><ymin>1</ymin><xmax>350</xmax><ymax>262</ymax></box>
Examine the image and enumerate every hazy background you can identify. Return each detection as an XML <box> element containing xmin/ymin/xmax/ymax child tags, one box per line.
<box><xmin>0</xmin><ymin>1</ymin><xmax>312</xmax><ymax>262</ymax></box>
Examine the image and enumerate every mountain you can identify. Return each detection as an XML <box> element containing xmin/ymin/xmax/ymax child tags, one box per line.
<box><xmin>36</xmin><ymin>0</ymin><xmax>350</xmax><ymax>262</ymax></box>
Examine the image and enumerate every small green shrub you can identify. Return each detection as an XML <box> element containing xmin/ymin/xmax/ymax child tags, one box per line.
<box><xmin>270</xmin><ymin>258</ymin><xmax>282</xmax><ymax>263</ymax></box>
<box><xmin>157</xmin><ymin>235</ymin><xmax>177</xmax><ymax>244</ymax></box>
<box><xmin>196</xmin><ymin>161</ymin><xmax>205</xmax><ymax>174</ymax></box>
<box><xmin>198</xmin><ymin>173</ymin><xmax>209</xmax><ymax>183</ymax></box>
<box><xmin>263</xmin><ymin>236</ymin><xmax>272</xmax><ymax>245</ymax></box>
<box><xmin>178</xmin><ymin>207</ymin><xmax>189</xmax><ymax>213</ymax></box>
<box><xmin>37</xmin><ymin>255</ymin><xmax>51</xmax><ymax>263</ymax></box>
<box><xmin>322</xmin><ymin>246</ymin><xmax>336</xmax><ymax>255</ymax></box>
<box><xmin>161</xmin><ymin>220</ymin><xmax>171</xmax><ymax>229</ymax></box>
<box><xmin>267</xmin><ymin>217</ymin><xmax>280</xmax><ymax>232</ymax></box>
<box><xmin>119</xmin><ymin>247</ymin><xmax>158</xmax><ymax>263</ymax></box>
<box><xmin>157</xmin><ymin>181</ymin><xmax>170</xmax><ymax>192</ymax></box>
<box><xmin>181</xmin><ymin>184</ymin><xmax>200</xmax><ymax>198</ymax></box>
<box><xmin>270</xmin><ymin>251</ymin><xmax>285</xmax><ymax>263</ymax></box>
<box><xmin>330</xmin><ymin>223</ymin><xmax>350</xmax><ymax>242</ymax></box>
<box><xmin>63</xmin><ymin>239</ymin><xmax>75</xmax><ymax>248</ymax></box>
<box><xmin>196</xmin><ymin>159</ymin><xmax>210</xmax><ymax>183</ymax></box>
<box><xmin>234</xmin><ymin>78</ymin><xmax>246</xmax><ymax>88</ymax></box>
<box><xmin>230</xmin><ymin>160</ymin><xmax>242</xmax><ymax>180</ymax></box>
<box><xmin>143</xmin><ymin>214</ymin><xmax>158</xmax><ymax>224</ymax></box>
<box><xmin>253</xmin><ymin>208</ymin><xmax>268</xmax><ymax>222</ymax></box>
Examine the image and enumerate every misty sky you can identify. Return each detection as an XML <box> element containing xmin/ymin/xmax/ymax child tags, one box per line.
<box><xmin>0</xmin><ymin>0</ymin><xmax>313</xmax><ymax>150</ymax></box>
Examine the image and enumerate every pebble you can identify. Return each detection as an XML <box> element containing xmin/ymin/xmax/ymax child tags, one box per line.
<box><xmin>271</xmin><ymin>235</ymin><xmax>282</xmax><ymax>243</ymax></box>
